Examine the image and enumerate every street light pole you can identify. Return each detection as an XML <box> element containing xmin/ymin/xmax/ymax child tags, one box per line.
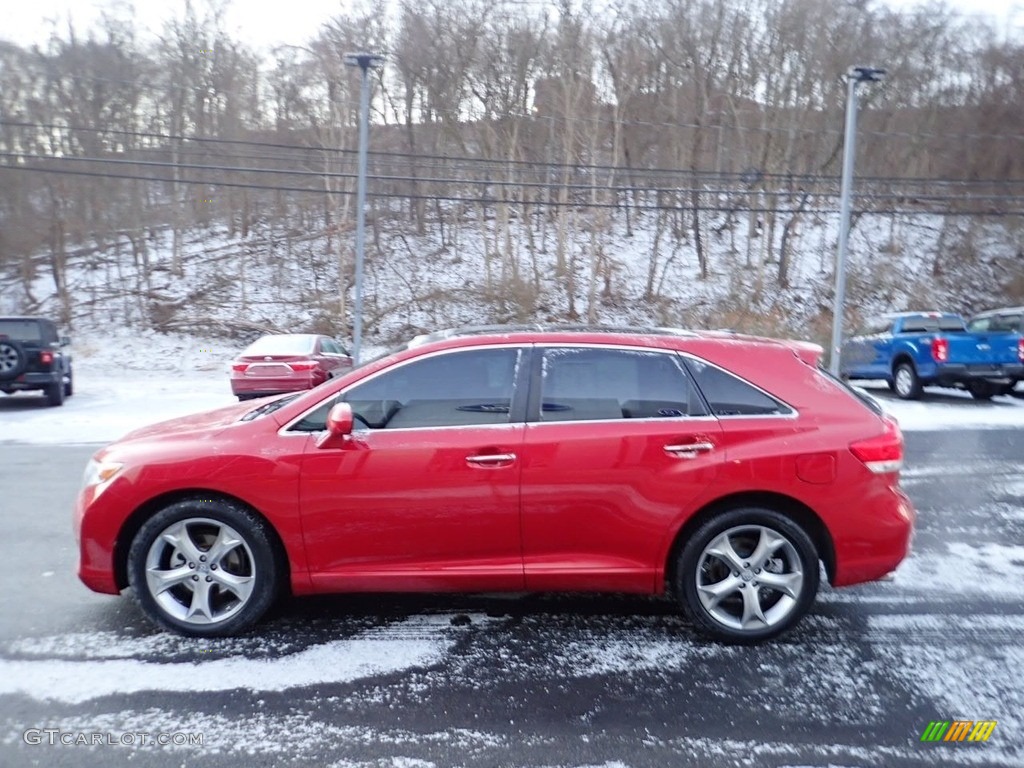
<box><xmin>344</xmin><ymin>52</ymin><xmax>384</xmax><ymax>365</ymax></box>
<box><xmin>829</xmin><ymin>65</ymin><xmax>885</xmax><ymax>376</ymax></box>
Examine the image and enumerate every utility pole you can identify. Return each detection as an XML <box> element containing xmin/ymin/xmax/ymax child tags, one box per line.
<box><xmin>344</xmin><ymin>52</ymin><xmax>385</xmax><ymax>365</ymax></box>
<box><xmin>830</xmin><ymin>65</ymin><xmax>886</xmax><ymax>375</ymax></box>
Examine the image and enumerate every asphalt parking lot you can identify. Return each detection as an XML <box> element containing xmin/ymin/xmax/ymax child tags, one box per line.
<box><xmin>0</xmin><ymin>425</ymin><xmax>1022</xmax><ymax>767</ymax></box>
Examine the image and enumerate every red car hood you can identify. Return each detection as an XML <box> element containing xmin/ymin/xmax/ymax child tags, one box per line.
<box><xmin>117</xmin><ymin>399</ymin><xmax>272</xmax><ymax>442</ymax></box>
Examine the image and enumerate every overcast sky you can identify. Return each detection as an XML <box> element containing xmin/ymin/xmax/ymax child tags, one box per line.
<box><xmin>3</xmin><ymin>0</ymin><xmax>1021</xmax><ymax>52</ymax></box>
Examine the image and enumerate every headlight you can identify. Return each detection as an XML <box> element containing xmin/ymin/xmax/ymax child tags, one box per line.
<box><xmin>82</xmin><ymin>459</ymin><xmax>123</xmax><ymax>491</ymax></box>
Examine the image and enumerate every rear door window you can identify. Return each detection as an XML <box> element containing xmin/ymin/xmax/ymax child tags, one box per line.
<box><xmin>535</xmin><ymin>347</ymin><xmax>707</xmax><ymax>422</ymax></box>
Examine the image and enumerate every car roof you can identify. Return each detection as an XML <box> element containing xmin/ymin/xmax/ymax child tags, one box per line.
<box><xmin>409</xmin><ymin>324</ymin><xmax>699</xmax><ymax>346</ymax></box>
<box><xmin>404</xmin><ymin>325</ymin><xmax>820</xmax><ymax>363</ymax></box>
<box><xmin>884</xmin><ymin>311</ymin><xmax>962</xmax><ymax>319</ymax></box>
<box><xmin>969</xmin><ymin>306</ymin><xmax>1024</xmax><ymax>318</ymax></box>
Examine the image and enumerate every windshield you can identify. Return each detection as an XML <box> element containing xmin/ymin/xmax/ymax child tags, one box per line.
<box><xmin>242</xmin><ymin>335</ymin><xmax>317</xmax><ymax>356</ymax></box>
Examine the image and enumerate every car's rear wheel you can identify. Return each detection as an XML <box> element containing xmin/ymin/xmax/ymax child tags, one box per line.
<box><xmin>45</xmin><ymin>379</ymin><xmax>64</xmax><ymax>406</ymax></box>
<box><xmin>127</xmin><ymin>500</ymin><xmax>280</xmax><ymax>636</ymax></box>
<box><xmin>676</xmin><ymin>508</ymin><xmax>819</xmax><ymax>643</ymax></box>
<box><xmin>967</xmin><ymin>381</ymin><xmax>995</xmax><ymax>401</ymax></box>
<box><xmin>64</xmin><ymin>368</ymin><xmax>73</xmax><ymax>397</ymax></box>
<box><xmin>893</xmin><ymin>362</ymin><xmax>922</xmax><ymax>400</ymax></box>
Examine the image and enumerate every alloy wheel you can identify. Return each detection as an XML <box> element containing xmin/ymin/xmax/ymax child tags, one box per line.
<box><xmin>144</xmin><ymin>517</ymin><xmax>257</xmax><ymax>626</ymax></box>
<box><xmin>694</xmin><ymin>524</ymin><xmax>804</xmax><ymax>632</ymax></box>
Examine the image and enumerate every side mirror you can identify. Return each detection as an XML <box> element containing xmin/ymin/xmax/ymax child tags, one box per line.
<box><xmin>316</xmin><ymin>402</ymin><xmax>354</xmax><ymax>448</ymax></box>
<box><xmin>61</xmin><ymin>336</ymin><xmax>71</xmax><ymax>347</ymax></box>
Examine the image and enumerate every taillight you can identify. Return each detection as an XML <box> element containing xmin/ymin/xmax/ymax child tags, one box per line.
<box><xmin>231</xmin><ymin>363</ymin><xmax>249</xmax><ymax>372</ymax></box>
<box><xmin>289</xmin><ymin>361</ymin><xmax>318</xmax><ymax>371</ymax></box>
<box><xmin>850</xmin><ymin>418</ymin><xmax>904</xmax><ymax>474</ymax></box>
<box><xmin>1019</xmin><ymin>338</ymin><xmax>1024</xmax><ymax>363</ymax></box>
<box><xmin>931</xmin><ymin>337</ymin><xmax>949</xmax><ymax>363</ymax></box>
<box><xmin>39</xmin><ymin>350</ymin><xmax>53</xmax><ymax>365</ymax></box>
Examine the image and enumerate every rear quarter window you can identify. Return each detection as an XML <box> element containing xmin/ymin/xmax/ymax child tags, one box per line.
<box><xmin>684</xmin><ymin>358</ymin><xmax>792</xmax><ymax>416</ymax></box>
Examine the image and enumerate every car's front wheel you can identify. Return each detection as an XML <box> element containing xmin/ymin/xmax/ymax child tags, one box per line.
<box><xmin>676</xmin><ymin>508</ymin><xmax>819</xmax><ymax>643</ymax></box>
<box><xmin>127</xmin><ymin>499</ymin><xmax>280</xmax><ymax>636</ymax></box>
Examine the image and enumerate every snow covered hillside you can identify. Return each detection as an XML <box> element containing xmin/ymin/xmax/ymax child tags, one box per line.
<box><xmin>1</xmin><ymin>205</ymin><xmax>1020</xmax><ymax>353</ymax></box>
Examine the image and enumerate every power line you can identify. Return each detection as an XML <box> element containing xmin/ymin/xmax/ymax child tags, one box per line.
<box><xmin>2</xmin><ymin>162</ymin><xmax>1021</xmax><ymax>217</ymax></box>
<box><xmin>5</xmin><ymin>118</ymin><xmax>1024</xmax><ymax>188</ymax></box>
<box><xmin>7</xmin><ymin>151</ymin><xmax>1024</xmax><ymax>205</ymax></box>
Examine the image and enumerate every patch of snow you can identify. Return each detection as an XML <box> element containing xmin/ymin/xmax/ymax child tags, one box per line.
<box><xmin>855</xmin><ymin>382</ymin><xmax>1024</xmax><ymax>431</ymax></box>
<box><xmin>893</xmin><ymin>544</ymin><xmax>1024</xmax><ymax>596</ymax></box>
<box><xmin>0</xmin><ymin>615</ymin><xmax>480</xmax><ymax>704</ymax></box>
<box><xmin>0</xmin><ymin>370</ymin><xmax>232</xmax><ymax>445</ymax></box>
<box><xmin>874</xmin><ymin>641</ymin><xmax>1024</xmax><ymax>756</ymax></box>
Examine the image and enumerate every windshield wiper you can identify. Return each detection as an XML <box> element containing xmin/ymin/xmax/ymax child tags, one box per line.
<box><xmin>240</xmin><ymin>394</ymin><xmax>301</xmax><ymax>422</ymax></box>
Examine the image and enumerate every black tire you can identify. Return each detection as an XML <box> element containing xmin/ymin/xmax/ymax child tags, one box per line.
<box><xmin>127</xmin><ymin>499</ymin><xmax>281</xmax><ymax>637</ymax></box>
<box><xmin>64</xmin><ymin>367</ymin><xmax>73</xmax><ymax>397</ymax></box>
<box><xmin>0</xmin><ymin>338</ymin><xmax>27</xmax><ymax>381</ymax></box>
<box><xmin>45</xmin><ymin>378</ymin><xmax>65</xmax><ymax>406</ymax></box>
<box><xmin>675</xmin><ymin>507</ymin><xmax>820</xmax><ymax>644</ymax></box>
<box><xmin>966</xmin><ymin>381</ymin><xmax>995</xmax><ymax>401</ymax></box>
<box><xmin>892</xmin><ymin>361</ymin><xmax>923</xmax><ymax>400</ymax></box>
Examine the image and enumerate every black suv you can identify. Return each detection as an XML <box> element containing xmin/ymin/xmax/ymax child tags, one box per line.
<box><xmin>0</xmin><ymin>317</ymin><xmax>74</xmax><ymax>406</ymax></box>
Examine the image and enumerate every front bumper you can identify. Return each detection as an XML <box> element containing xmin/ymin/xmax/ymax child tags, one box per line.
<box><xmin>74</xmin><ymin>484</ymin><xmax>121</xmax><ymax>595</ymax></box>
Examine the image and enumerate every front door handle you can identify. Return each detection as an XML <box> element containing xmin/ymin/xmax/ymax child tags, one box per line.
<box><xmin>664</xmin><ymin>442</ymin><xmax>715</xmax><ymax>459</ymax></box>
<box><xmin>466</xmin><ymin>453</ymin><xmax>517</xmax><ymax>465</ymax></box>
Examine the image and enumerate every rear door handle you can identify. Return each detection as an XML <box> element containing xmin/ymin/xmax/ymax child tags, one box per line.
<box><xmin>664</xmin><ymin>442</ymin><xmax>715</xmax><ymax>459</ymax></box>
<box><xmin>466</xmin><ymin>453</ymin><xmax>517</xmax><ymax>465</ymax></box>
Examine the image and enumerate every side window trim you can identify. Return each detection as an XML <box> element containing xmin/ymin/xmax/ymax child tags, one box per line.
<box><xmin>525</xmin><ymin>344</ymin><xmax>710</xmax><ymax>424</ymax></box>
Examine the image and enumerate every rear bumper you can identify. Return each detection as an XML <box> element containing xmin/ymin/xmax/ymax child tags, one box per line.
<box><xmin>0</xmin><ymin>370</ymin><xmax>62</xmax><ymax>391</ymax></box>
<box><xmin>928</xmin><ymin>363</ymin><xmax>1024</xmax><ymax>385</ymax></box>
<box><xmin>230</xmin><ymin>374</ymin><xmax>317</xmax><ymax>396</ymax></box>
<box><xmin>832</xmin><ymin>486</ymin><xmax>916</xmax><ymax>587</ymax></box>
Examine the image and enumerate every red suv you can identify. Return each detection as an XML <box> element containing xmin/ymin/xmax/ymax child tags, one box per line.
<box><xmin>76</xmin><ymin>327</ymin><xmax>914</xmax><ymax>642</ymax></box>
<box><xmin>230</xmin><ymin>333</ymin><xmax>352</xmax><ymax>400</ymax></box>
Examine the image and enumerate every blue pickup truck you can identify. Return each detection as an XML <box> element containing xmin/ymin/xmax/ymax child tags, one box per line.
<box><xmin>840</xmin><ymin>311</ymin><xmax>1024</xmax><ymax>400</ymax></box>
